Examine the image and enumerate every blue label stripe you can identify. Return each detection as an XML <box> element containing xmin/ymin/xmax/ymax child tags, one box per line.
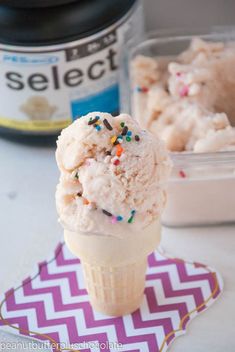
<box><xmin>71</xmin><ymin>84</ymin><xmax>119</xmax><ymax>120</ymax></box>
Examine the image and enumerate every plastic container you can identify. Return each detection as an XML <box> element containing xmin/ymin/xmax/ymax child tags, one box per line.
<box><xmin>0</xmin><ymin>0</ymin><xmax>143</xmax><ymax>137</ymax></box>
<box><xmin>164</xmin><ymin>151</ymin><xmax>235</xmax><ymax>227</ymax></box>
<box><xmin>120</xmin><ymin>28</ymin><xmax>235</xmax><ymax>227</ymax></box>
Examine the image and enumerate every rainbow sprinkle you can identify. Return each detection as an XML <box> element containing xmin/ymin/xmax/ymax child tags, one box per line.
<box><xmin>135</xmin><ymin>135</ymin><xmax>140</xmax><ymax>142</ymax></box>
<box><xmin>111</xmin><ymin>136</ymin><xmax>117</xmax><ymax>144</ymax></box>
<box><xmin>121</xmin><ymin>126</ymin><xmax>128</xmax><ymax>136</ymax></box>
<box><xmin>88</xmin><ymin>116</ymin><xmax>100</xmax><ymax>125</ymax></box>
<box><xmin>128</xmin><ymin>210</ymin><xmax>136</xmax><ymax>223</ymax></box>
<box><xmin>116</xmin><ymin>144</ymin><xmax>123</xmax><ymax>157</ymax></box>
<box><xmin>179</xmin><ymin>170</ymin><xmax>186</xmax><ymax>178</ymax></box>
<box><xmin>83</xmin><ymin>198</ymin><xmax>90</xmax><ymax>205</ymax></box>
<box><xmin>179</xmin><ymin>85</ymin><xmax>189</xmax><ymax>97</ymax></box>
<box><xmin>136</xmin><ymin>86</ymin><xmax>149</xmax><ymax>93</ymax></box>
<box><xmin>103</xmin><ymin>118</ymin><xmax>113</xmax><ymax>131</ymax></box>
<box><xmin>117</xmin><ymin>135</ymin><xmax>123</xmax><ymax>143</ymax></box>
<box><xmin>113</xmin><ymin>158</ymin><xmax>120</xmax><ymax>166</ymax></box>
<box><xmin>102</xmin><ymin>209</ymin><xmax>112</xmax><ymax>217</ymax></box>
<box><xmin>95</xmin><ymin>124</ymin><xmax>102</xmax><ymax>131</ymax></box>
<box><xmin>102</xmin><ymin>209</ymin><xmax>131</xmax><ymax>224</ymax></box>
<box><xmin>113</xmin><ymin>139</ymin><xmax>120</xmax><ymax>146</ymax></box>
<box><xmin>111</xmin><ymin>216</ymin><xmax>117</xmax><ymax>224</ymax></box>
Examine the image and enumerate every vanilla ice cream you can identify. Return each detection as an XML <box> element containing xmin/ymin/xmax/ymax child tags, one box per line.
<box><xmin>131</xmin><ymin>38</ymin><xmax>235</xmax><ymax>153</ymax></box>
<box><xmin>56</xmin><ymin>112</ymin><xmax>171</xmax><ymax>238</ymax></box>
<box><xmin>129</xmin><ymin>35</ymin><xmax>235</xmax><ymax>228</ymax></box>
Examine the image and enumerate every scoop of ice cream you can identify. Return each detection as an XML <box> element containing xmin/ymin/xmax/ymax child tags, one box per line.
<box><xmin>56</xmin><ymin>112</ymin><xmax>171</xmax><ymax>237</ymax></box>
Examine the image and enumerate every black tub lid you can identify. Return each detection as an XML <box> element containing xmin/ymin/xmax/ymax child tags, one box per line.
<box><xmin>0</xmin><ymin>0</ymin><xmax>78</xmax><ymax>8</ymax></box>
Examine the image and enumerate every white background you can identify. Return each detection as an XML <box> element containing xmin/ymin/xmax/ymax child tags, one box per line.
<box><xmin>144</xmin><ymin>0</ymin><xmax>235</xmax><ymax>30</ymax></box>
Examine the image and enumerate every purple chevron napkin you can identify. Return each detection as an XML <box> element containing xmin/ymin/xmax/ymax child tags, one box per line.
<box><xmin>0</xmin><ymin>242</ymin><xmax>223</xmax><ymax>352</ymax></box>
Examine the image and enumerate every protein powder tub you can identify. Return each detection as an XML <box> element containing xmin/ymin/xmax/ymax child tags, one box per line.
<box><xmin>0</xmin><ymin>0</ymin><xmax>143</xmax><ymax>136</ymax></box>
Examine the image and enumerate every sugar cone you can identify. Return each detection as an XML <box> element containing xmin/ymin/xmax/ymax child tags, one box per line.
<box><xmin>64</xmin><ymin>219</ymin><xmax>161</xmax><ymax>316</ymax></box>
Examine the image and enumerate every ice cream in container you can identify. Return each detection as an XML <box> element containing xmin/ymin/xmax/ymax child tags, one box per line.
<box><xmin>120</xmin><ymin>28</ymin><xmax>235</xmax><ymax>227</ymax></box>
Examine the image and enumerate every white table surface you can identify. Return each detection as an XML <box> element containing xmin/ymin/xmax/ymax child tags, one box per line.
<box><xmin>0</xmin><ymin>137</ymin><xmax>235</xmax><ymax>352</ymax></box>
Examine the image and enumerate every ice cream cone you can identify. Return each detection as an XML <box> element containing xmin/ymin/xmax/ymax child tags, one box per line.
<box><xmin>56</xmin><ymin>112</ymin><xmax>172</xmax><ymax>316</ymax></box>
<box><xmin>64</xmin><ymin>219</ymin><xmax>161</xmax><ymax>316</ymax></box>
